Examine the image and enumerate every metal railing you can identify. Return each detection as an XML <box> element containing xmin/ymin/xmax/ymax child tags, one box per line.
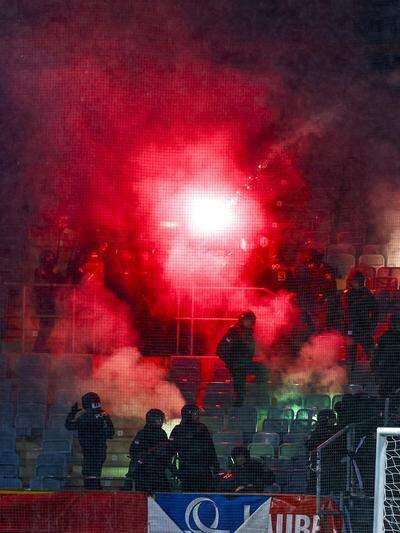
<box><xmin>175</xmin><ymin>286</ymin><xmax>273</xmax><ymax>355</ymax></box>
<box><xmin>1</xmin><ymin>283</ymin><xmax>273</xmax><ymax>355</ymax></box>
<box><xmin>1</xmin><ymin>282</ymin><xmax>103</xmax><ymax>354</ymax></box>
<box><xmin>316</xmin><ymin>424</ymin><xmax>354</xmax><ymax>527</ymax></box>
<box><xmin>316</xmin><ymin>403</ymin><xmax>391</xmax><ymax>529</ymax></box>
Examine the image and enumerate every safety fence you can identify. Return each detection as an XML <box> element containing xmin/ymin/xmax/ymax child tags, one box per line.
<box><xmin>175</xmin><ymin>286</ymin><xmax>272</xmax><ymax>355</ymax></box>
<box><xmin>316</xmin><ymin>408</ymin><xmax>391</xmax><ymax>531</ymax></box>
<box><xmin>0</xmin><ymin>283</ymin><xmax>272</xmax><ymax>355</ymax></box>
<box><xmin>0</xmin><ymin>491</ymin><xmax>347</xmax><ymax>532</ymax></box>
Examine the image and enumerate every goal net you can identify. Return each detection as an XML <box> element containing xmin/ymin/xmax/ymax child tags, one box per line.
<box><xmin>374</xmin><ymin>428</ymin><xmax>400</xmax><ymax>532</ymax></box>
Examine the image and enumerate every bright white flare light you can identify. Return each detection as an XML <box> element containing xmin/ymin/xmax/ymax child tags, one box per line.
<box><xmin>189</xmin><ymin>196</ymin><xmax>234</xmax><ymax>236</ymax></box>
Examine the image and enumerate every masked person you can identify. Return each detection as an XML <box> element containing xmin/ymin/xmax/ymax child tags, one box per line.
<box><xmin>343</xmin><ymin>271</ymin><xmax>378</xmax><ymax>372</ymax></box>
<box><xmin>124</xmin><ymin>408</ymin><xmax>169</xmax><ymax>491</ymax></box>
<box><xmin>371</xmin><ymin>314</ymin><xmax>400</xmax><ymax>398</ymax></box>
<box><xmin>65</xmin><ymin>392</ymin><xmax>114</xmax><ymax>490</ymax></box>
<box><xmin>220</xmin><ymin>445</ymin><xmax>275</xmax><ymax>493</ymax></box>
<box><xmin>170</xmin><ymin>404</ymin><xmax>219</xmax><ymax>492</ymax></box>
<box><xmin>217</xmin><ymin>311</ymin><xmax>267</xmax><ymax>407</ymax></box>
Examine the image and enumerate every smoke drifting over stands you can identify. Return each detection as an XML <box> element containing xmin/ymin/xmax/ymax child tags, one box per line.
<box><xmin>0</xmin><ymin>3</ymin><xmax>399</xmax><ymax>363</ymax></box>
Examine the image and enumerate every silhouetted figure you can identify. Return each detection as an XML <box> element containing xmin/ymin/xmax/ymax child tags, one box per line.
<box><xmin>343</xmin><ymin>271</ymin><xmax>378</xmax><ymax>372</ymax></box>
<box><xmin>219</xmin><ymin>445</ymin><xmax>275</xmax><ymax>493</ymax></box>
<box><xmin>124</xmin><ymin>409</ymin><xmax>169</xmax><ymax>492</ymax></box>
<box><xmin>33</xmin><ymin>250</ymin><xmax>65</xmax><ymax>352</ymax></box>
<box><xmin>65</xmin><ymin>392</ymin><xmax>114</xmax><ymax>490</ymax></box>
<box><xmin>371</xmin><ymin>314</ymin><xmax>400</xmax><ymax>397</ymax></box>
<box><xmin>170</xmin><ymin>404</ymin><xmax>219</xmax><ymax>492</ymax></box>
<box><xmin>335</xmin><ymin>385</ymin><xmax>381</xmax><ymax>432</ymax></box>
<box><xmin>295</xmin><ymin>250</ymin><xmax>337</xmax><ymax>334</ymax></box>
<box><xmin>217</xmin><ymin>311</ymin><xmax>267</xmax><ymax>407</ymax></box>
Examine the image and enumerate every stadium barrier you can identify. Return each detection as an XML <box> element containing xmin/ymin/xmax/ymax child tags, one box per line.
<box><xmin>0</xmin><ymin>491</ymin><xmax>148</xmax><ymax>532</ymax></box>
<box><xmin>0</xmin><ymin>491</ymin><xmax>346</xmax><ymax>532</ymax></box>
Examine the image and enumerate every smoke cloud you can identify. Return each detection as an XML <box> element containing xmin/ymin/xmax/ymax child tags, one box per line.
<box><xmin>1</xmin><ymin>1</ymin><xmax>399</xmax><ymax>399</ymax></box>
<box><xmin>83</xmin><ymin>347</ymin><xmax>184</xmax><ymax>420</ymax></box>
<box><xmin>281</xmin><ymin>331</ymin><xmax>347</xmax><ymax>394</ymax></box>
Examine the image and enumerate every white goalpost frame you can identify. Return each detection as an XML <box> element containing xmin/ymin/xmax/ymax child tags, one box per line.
<box><xmin>374</xmin><ymin>427</ymin><xmax>400</xmax><ymax>533</ymax></box>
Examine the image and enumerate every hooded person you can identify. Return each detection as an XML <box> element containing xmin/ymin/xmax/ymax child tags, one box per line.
<box><xmin>123</xmin><ymin>408</ymin><xmax>170</xmax><ymax>492</ymax></box>
<box><xmin>220</xmin><ymin>445</ymin><xmax>275</xmax><ymax>493</ymax></box>
<box><xmin>335</xmin><ymin>384</ymin><xmax>380</xmax><ymax>431</ymax></box>
<box><xmin>371</xmin><ymin>314</ymin><xmax>400</xmax><ymax>397</ymax></box>
<box><xmin>170</xmin><ymin>404</ymin><xmax>219</xmax><ymax>492</ymax></box>
<box><xmin>65</xmin><ymin>392</ymin><xmax>114</xmax><ymax>490</ymax></box>
<box><xmin>343</xmin><ymin>270</ymin><xmax>378</xmax><ymax>373</ymax></box>
<box><xmin>216</xmin><ymin>311</ymin><xmax>268</xmax><ymax>407</ymax></box>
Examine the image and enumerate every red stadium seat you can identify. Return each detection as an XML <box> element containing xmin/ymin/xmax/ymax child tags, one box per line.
<box><xmin>359</xmin><ymin>254</ymin><xmax>385</xmax><ymax>270</ymax></box>
<box><xmin>356</xmin><ymin>265</ymin><xmax>376</xmax><ymax>279</ymax></box>
<box><xmin>374</xmin><ymin>277</ymin><xmax>398</xmax><ymax>290</ymax></box>
<box><xmin>377</xmin><ymin>267</ymin><xmax>391</xmax><ymax>278</ymax></box>
<box><xmin>390</xmin><ymin>268</ymin><xmax>400</xmax><ymax>283</ymax></box>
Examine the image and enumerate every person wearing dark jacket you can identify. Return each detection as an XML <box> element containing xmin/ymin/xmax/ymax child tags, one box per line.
<box><xmin>371</xmin><ymin>314</ymin><xmax>400</xmax><ymax>397</ymax></box>
<box><xmin>343</xmin><ymin>271</ymin><xmax>378</xmax><ymax>372</ymax></box>
<box><xmin>220</xmin><ymin>445</ymin><xmax>275</xmax><ymax>493</ymax></box>
<box><xmin>170</xmin><ymin>404</ymin><xmax>219</xmax><ymax>492</ymax></box>
<box><xmin>216</xmin><ymin>311</ymin><xmax>267</xmax><ymax>407</ymax></box>
<box><xmin>65</xmin><ymin>392</ymin><xmax>114</xmax><ymax>490</ymax></box>
<box><xmin>124</xmin><ymin>408</ymin><xmax>169</xmax><ymax>491</ymax></box>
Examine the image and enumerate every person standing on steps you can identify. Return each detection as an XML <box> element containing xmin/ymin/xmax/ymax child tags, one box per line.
<box><xmin>217</xmin><ymin>311</ymin><xmax>267</xmax><ymax>407</ymax></box>
<box><xmin>65</xmin><ymin>392</ymin><xmax>114</xmax><ymax>490</ymax></box>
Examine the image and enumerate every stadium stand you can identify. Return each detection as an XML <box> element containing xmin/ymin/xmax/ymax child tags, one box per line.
<box><xmin>326</xmin><ymin>252</ymin><xmax>355</xmax><ymax>278</ymax></box>
<box><xmin>213</xmin><ymin>431</ymin><xmax>243</xmax><ymax>445</ymax></box>
<box><xmin>200</xmin><ymin>415</ymin><xmax>224</xmax><ymax>433</ymax></box>
<box><xmin>359</xmin><ymin>253</ymin><xmax>385</xmax><ymax>270</ymax></box>
<box><xmin>248</xmin><ymin>442</ymin><xmax>275</xmax><ymax>459</ymax></box>
<box><xmin>267</xmin><ymin>407</ymin><xmax>294</xmax><ymax>420</ymax></box>
<box><xmin>303</xmin><ymin>393</ymin><xmax>331</xmax><ymax>411</ymax></box>
<box><xmin>262</xmin><ymin>419</ymin><xmax>289</xmax><ymax>434</ymax></box>
<box><xmin>252</xmin><ymin>432</ymin><xmax>280</xmax><ymax>447</ymax></box>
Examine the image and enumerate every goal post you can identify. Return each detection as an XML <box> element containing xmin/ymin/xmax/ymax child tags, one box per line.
<box><xmin>374</xmin><ymin>427</ymin><xmax>400</xmax><ymax>532</ymax></box>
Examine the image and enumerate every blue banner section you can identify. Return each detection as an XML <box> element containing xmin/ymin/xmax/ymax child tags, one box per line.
<box><xmin>155</xmin><ymin>493</ymin><xmax>269</xmax><ymax>532</ymax></box>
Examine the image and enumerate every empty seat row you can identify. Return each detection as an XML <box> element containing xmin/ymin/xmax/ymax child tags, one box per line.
<box><xmin>30</xmin><ymin>451</ymin><xmax>69</xmax><ymax>490</ymax></box>
<box><xmin>215</xmin><ymin>441</ymin><xmax>307</xmax><ymax>460</ymax></box>
<box><xmin>272</xmin><ymin>393</ymin><xmax>342</xmax><ymax>411</ymax></box>
<box><xmin>262</xmin><ymin>419</ymin><xmax>312</xmax><ymax>434</ymax></box>
<box><xmin>326</xmin><ymin>252</ymin><xmax>386</xmax><ymax>278</ymax></box>
<box><xmin>214</xmin><ymin>429</ymin><xmax>308</xmax><ymax>454</ymax></box>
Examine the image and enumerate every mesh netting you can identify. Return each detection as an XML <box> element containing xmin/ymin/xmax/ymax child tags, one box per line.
<box><xmin>383</xmin><ymin>435</ymin><xmax>400</xmax><ymax>531</ymax></box>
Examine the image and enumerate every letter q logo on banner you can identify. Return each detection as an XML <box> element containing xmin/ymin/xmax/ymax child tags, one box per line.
<box><xmin>184</xmin><ymin>498</ymin><xmax>229</xmax><ymax>533</ymax></box>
